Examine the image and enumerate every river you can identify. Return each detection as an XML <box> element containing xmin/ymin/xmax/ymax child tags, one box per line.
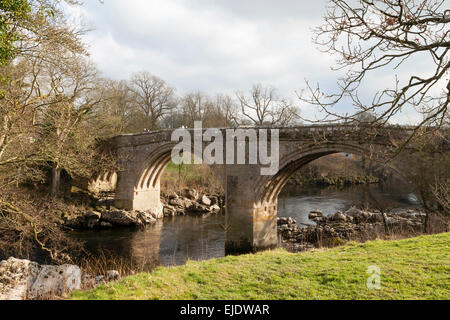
<box><xmin>70</xmin><ymin>181</ymin><xmax>421</xmax><ymax>271</ymax></box>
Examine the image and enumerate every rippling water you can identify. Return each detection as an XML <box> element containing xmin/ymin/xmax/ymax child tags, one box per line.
<box><xmin>70</xmin><ymin>181</ymin><xmax>421</xmax><ymax>270</ymax></box>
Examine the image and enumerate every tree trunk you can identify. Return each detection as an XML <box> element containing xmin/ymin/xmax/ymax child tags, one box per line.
<box><xmin>51</xmin><ymin>163</ymin><xmax>61</xmax><ymax>197</ymax></box>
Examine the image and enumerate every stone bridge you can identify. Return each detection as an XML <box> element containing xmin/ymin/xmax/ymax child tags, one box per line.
<box><xmin>98</xmin><ymin>125</ymin><xmax>413</xmax><ymax>254</ymax></box>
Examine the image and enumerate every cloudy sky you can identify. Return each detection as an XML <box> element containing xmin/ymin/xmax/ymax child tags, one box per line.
<box><xmin>69</xmin><ymin>0</ymin><xmax>427</xmax><ymax>124</ymax></box>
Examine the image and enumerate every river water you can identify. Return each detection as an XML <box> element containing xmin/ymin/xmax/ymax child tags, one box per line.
<box><xmin>70</xmin><ymin>181</ymin><xmax>421</xmax><ymax>270</ymax></box>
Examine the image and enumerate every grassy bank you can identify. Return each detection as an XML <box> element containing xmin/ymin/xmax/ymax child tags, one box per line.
<box><xmin>70</xmin><ymin>233</ymin><xmax>450</xmax><ymax>300</ymax></box>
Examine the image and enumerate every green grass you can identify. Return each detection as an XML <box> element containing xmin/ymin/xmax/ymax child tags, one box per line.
<box><xmin>70</xmin><ymin>233</ymin><xmax>450</xmax><ymax>300</ymax></box>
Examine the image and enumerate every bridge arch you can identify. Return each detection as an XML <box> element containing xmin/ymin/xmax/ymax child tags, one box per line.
<box><xmin>116</xmin><ymin>140</ymin><xmax>224</xmax><ymax>213</ymax></box>
<box><xmin>258</xmin><ymin>143</ymin><xmax>372</xmax><ymax>204</ymax></box>
<box><xmin>254</xmin><ymin>142</ymin><xmax>407</xmax><ymax>207</ymax></box>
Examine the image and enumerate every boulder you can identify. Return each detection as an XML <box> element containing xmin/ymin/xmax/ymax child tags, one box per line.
<box><xmin>101</xmin><ymin>210</ymin><xmax>138</xmax><ymax>227</ymax></box>
<box><xmin>210</xmin><ymin>204</ymin><xmax>221</xmax><ymax>213</ymax></box>
<box><xmin>84</xmin><ymin>210</ymin><xmax>101</xmax><ymax>219</ymax></box>
<box><xmin>136</xmin><ymin>211</ymin><xmax>157</xmax><ymax>225</ymax></box>
<box><xmin>99</xmin><ymin>221</ymin><xmax>113</xmax><ymax>229</ymax></box>
<box><xmin>187</xmin><ymin>203</ymin><xmax>211</xmax><ymax>215</ymax></box>
<box><xmin>146</xmin><ymin>203</ymin><xmax>164</xmax><ymax>220</ymax></box>
<box><xmin>64</xmin><ymin>211</ymin><xmax>101</xmax><ymax>229</ymax></box>
<box><xmin>0</xmin><ymin>257</ymin><xmax>81</xmax><ymax>300</ymax></box>
<box><xmin>344</xmin><ymin>207</ymin><xmax>364</xmax><ymax>218</ymax></box>
<box><xmin>64</xmin><ymin>216</ymin><xmax>85</xmax><ymax>229</ymax></box>
<box><xmin>209</xmin><ymin>196</ymin><xmax>219</xmax><ymax>206</ymax></box>
<box><xmin>277</xmin><ymin>217</ymin><xmax>296</xmax><ymax>226</ymax></box>
<box><xmin>331</xmin><ymin>211</ymin><xmax>347</xmax><ymax>222</ymax></box>
<box><xmin>168</xmin><ymin>193</ymin><xmax>178</xmax><ymax>200</ymax></box>
<box><xmin>309</xmin><ymin>210</ymin><xmax>323</xmax><ymax>220</ymax></box>
<box><xmin>95</xmin><ymin>275</ymin><xmax>106</xmax><ymax>285</ymax></box>
<box><xmin>163</xmin><ymin>205</ymin><xmax>178</xmax><ymax>217</ymax></box>
<box><xmin>29</xmin><ymin>264</ymin><xmax>81</xmax><ymax>299</ymax></box>
<box><xmin>184</xmin><ymin>189</ymin><xmax>199</xmax><ymax>200</ymax></box>
<box><xmin>0</xmin><ymin>258</ymin><xmax>40</xmax><ymax>300</ymax></box>
<box><xmin>84</xmin><ymin>211</ymin><xmax>101</xmax><ymax>229</ymax></box>
<box><xmin>106</xmin><ymin>270</ymin><xmax>120</xmax><ymax>281</ymax></box>
<box><xmin>201</xmin><ymin>195</ymin><xmax>212</xmax><ymax>206</ymax></box>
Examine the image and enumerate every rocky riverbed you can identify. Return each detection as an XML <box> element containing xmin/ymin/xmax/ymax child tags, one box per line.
<box><xmin>278</xmin><ymin>207</ymin><xmax>435</xmax><ymax>252</ymax></box>
<box><xmin>63</xmin><ymin>189</ymin><xmax>224</xmax><ymax>230</ymax></box>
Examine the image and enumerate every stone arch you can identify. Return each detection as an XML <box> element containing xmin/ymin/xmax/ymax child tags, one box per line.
<box><xmin>88</xmin><ymin>171</ymin><xmax>118</xmax><ymax>193</ymax></box>
<box><xmin>255</xmin><ymin>142</ymin><xmax>405</xmax><ymax>206</ymax></box>
<box><xmin>120</xmin><ymin>141</ymin><xmax>224</xmax><ymax>212</ymax></box>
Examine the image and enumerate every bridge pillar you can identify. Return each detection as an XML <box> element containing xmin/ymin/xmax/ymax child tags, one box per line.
<box><xmin>114</xmin><ymin>171</ymin><xmax>163</xmax><ymax>217</ymax></box>
<box><xmin>225</xmin><ymin>168</ymin><xmax>278</xmax><ymax>255</ymax></box>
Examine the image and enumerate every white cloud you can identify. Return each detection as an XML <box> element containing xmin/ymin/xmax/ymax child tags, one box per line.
<box><xmin>67</xmin><ymin>0</ymin><xmax>433</xmax><ymax>124</ymax></box>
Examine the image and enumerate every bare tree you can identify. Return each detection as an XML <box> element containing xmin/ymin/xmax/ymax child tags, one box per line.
<box><xmin>237</xmin><ymin>84</ymin><xmax>300</xmax><ymax>126</ymax></box>
<box><xmin>129</xmin><ymin>71</ymin><xmax>176</xmax><ymax>131</ymax></box>
<box><xmin>215</xmin><ymin>93</ymin><xmax>240</xmax><ymax>127</ymax></box>
<box><xmin>178</xmin><ymin>92</ymin><xmax>240</xmax><ymax>128</ymax></box>
<box><xmin>300</xmin><ymin>0</ymin><xmax>449</xmax><ymax>136</ymax></box>
<box><xmin>181</xmin><ymin>91</ymin><xmax>206</xmax><ymax>128</ymax></box>
<box><xmin>96</xmin><ymin>80</ymin><xmax>134</xmax><ymax>135</ymax></box>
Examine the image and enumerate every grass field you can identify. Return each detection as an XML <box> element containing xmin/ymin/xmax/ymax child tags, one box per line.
<box><xmin>160</xmin><ymin>161</ymin><xmax>222</xmax><ymax>194</ymax></box>
<box><xmin>70</xmin><ymin>233</ymin><xmax>450</xmax><ymax>300</ymax></box>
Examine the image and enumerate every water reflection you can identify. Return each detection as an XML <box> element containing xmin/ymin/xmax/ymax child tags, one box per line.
<box><xmin>71</xmin><ymin>214</ymin><xmax>225</xmax><ymax>271</ymax></box>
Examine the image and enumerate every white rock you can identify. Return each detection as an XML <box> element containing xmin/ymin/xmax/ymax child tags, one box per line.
<box><xmin>29</xmin><ymin>264</ymin><xmax>81</xmax><ymax>299</ymax></box>
<box><xmin>0</xmin><ymin>258</ymin><xmax>39</xmax><ymax>300</ymax></box>
<box><xmin>201</xmin><ymin>195</ymin><xmax>212</xmax><ymax>206</ymax></box>
<box><xmin>106</xmin><ymin>270</ymin><xmax>120</xmax><ymax>281</ymax></box>
<box><xmin>210</xmin><ymin>204</ymin><xmax>221</xmax><ymax>213</ymax></box>
<box><xmin>0</xmin><ymin>257</ymin><xmax>81</xmax><ymax>300</ymax></box>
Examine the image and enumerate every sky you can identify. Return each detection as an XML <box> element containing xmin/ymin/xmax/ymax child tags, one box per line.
<box><xmin>67</xmin><ymin>0</ymin><xmax>431</xmax><ymax>124</ymax></box>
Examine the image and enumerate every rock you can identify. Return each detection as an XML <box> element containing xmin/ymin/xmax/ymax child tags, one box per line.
<box><xmin>81</xmin><ymin>274</ymin><xmax>95</xmax><ymax>288</ymax></box>
<box><xmin>168</xmin><ymin>193</ymin><xmax>178</xmax><ymax>200</ymax></box>
<box><xmin>99</xmin><ymin>221</ymin><xmax>113</xmax><ymax>229</ymax></box>
<box><xmin>101</xmin><ymin>210</ymin><xmax>158</xmax><ymax>227</ymax></box>
<box><xmin>201</xmin><ymin>195</ymin><xmax>212</xmax><ymax>206</ymax></box>
<box><xmin>210</xmin><ymin>204</ymin><xmax>221</xmax><ymax>213</ymax></box>
<box><xmin>84</xmin><ymin>210</ymin><xmax>101</xmax><ymax>219</ymax></box>
<box><xmin>29</xmin><ymin>265</ymin><xmax>81</xmax><ymax>299</ymax></box>
<box><xmin>331</xmin><ymin>211</ymin><xmax>347</xmax><ymax>222</ymax></box>
<box><xmin>95</xmin><ymin>275</ymin><xmax>106</xmax><ymax>285</ymax></box>
<box><xmin>184</xmin><ymin>189</ymin><xmax>199</xmax><ymax>200</ymax></box>
<box><xmin>187</xmin><ymin>203</ymin><xmax>211</xmax><ymax>215</ymax></box>
<box><xmin>0</xmin><ymin>257</ymin><xmax>81</xmax><ymax>300</ymax></box>
<box><xmin>169</xmin><ymin>197</ymin><xmax>186</xmax><ymax>207</ymax></box>
<box><xmin>169</xmin><ymin>197</ymin><xmax>193</xmax><ymax>209</ymax></box>
<box><xmin>106</xmin><ymin>270</ymin><xmax>120</xmax><ymax>281</ymax></box>
<box><xmin>163</xmin><ymin>205</ymin><xmax>178</xmax><ymax>217</ymax></box>
<box><xmin>136</xmin><ymin>211</ymin><xmax>157</xmax><ymax>225</ymax></box>
<box><xmin>368</xmin><ymin>213</ymin><xmax>384</xmax><ymax>223</ymax></box>
<box><xmin>85</xmin><ymin>211</ymin><xmax>101</xmax><ymax>229</ymax></box>
<box><xmin>277</xmin><ymin>217</ymin><xmax>297</xmax><ymax>226</ymax></box>
<box><xmin>146</xmin><ymin>203</ymin><xmax>164</xmax><ymax>220</ymax></box>
<box><xmin>209</xmin><ymin>196</ymin><xmax>219</xmax><ymax>206</ymax></box>
<box><xmin>344</xmin><ymin>207</ymin><xmax>364</xmax><ymax>217</ymax></box>
<box><xmin>0</xmin><ymin>258</ymin><xmax>40</xmax><ymax>300</ymax></box>
<box><xmin>101</xmin><ymin>210</ymin><xmax>137</xmax><ymax>226</ymax></box>
<box><xmin>309</xmin><ymin>211</ymin><xmax>323</xmax><ymax>220</ymax></box>
<box><xmin>64</xmin><ymin>210</ymin><xmax>101</xmax><ymax>230</ymax></box>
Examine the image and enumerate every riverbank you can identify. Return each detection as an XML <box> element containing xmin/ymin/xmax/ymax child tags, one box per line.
<box><xmin>278</xmin><ymin>207</ymin><xmax>448</xmax><ymax>252</ymax></box>
<box><xmin>69</xmin><ymin>232</ymin><xmax>450</xmax><ymax>300</ymax></box>
<box><xmin>63</xmin><ymin>190</ymin><xmax>224</xmax><ymax>230</ymax></box>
